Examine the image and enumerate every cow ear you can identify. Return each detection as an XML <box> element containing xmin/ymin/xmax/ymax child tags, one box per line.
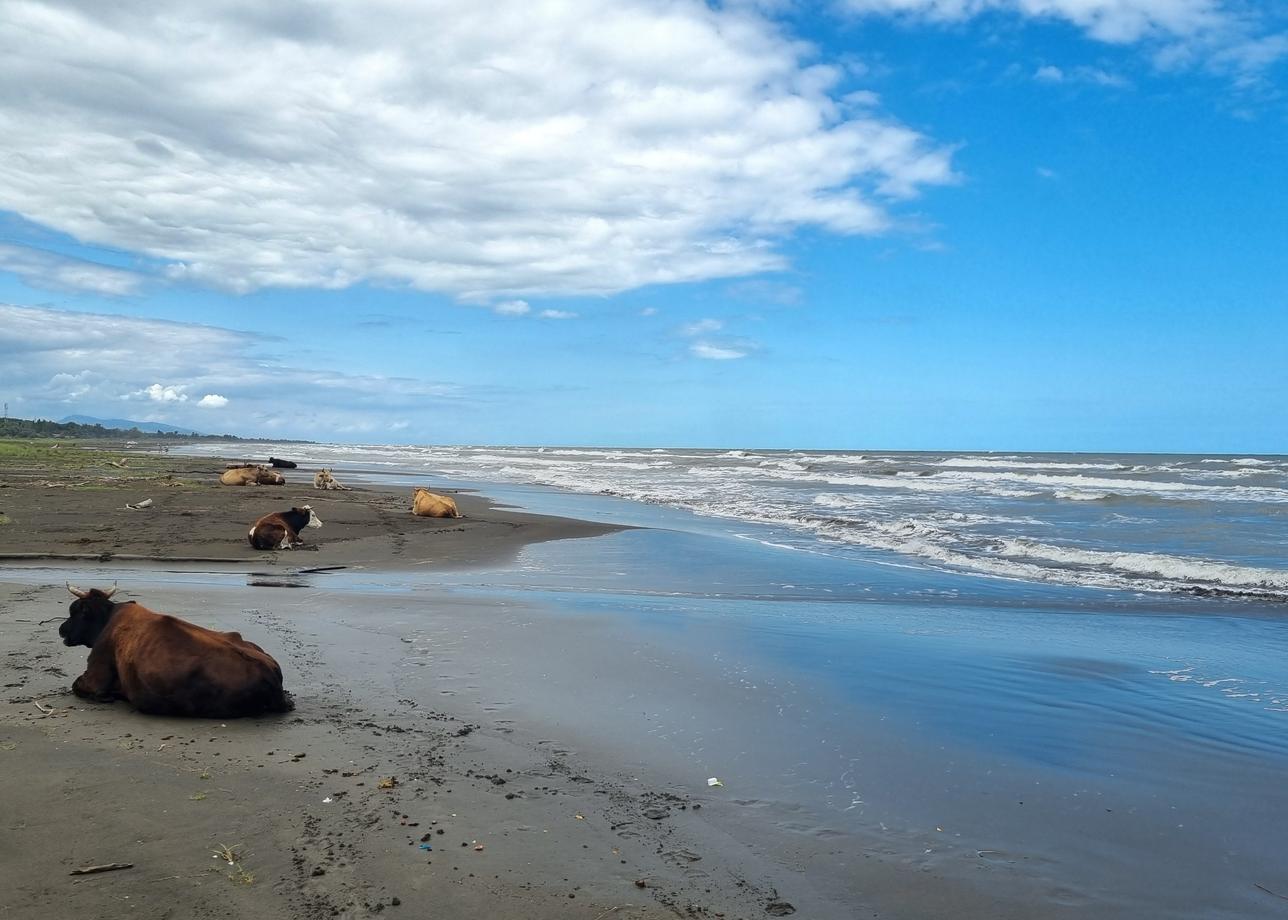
<box><xmin>67</xmin><ymin>582</ymin><xmax>88</xmax><ymax>599</ymax></box>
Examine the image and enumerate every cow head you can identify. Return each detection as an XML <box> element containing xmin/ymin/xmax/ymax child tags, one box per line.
<box><xmin>59</xmin><ymin>584</ymin><xmax>119</xmax><ymax>648</ymax></box>
<box><xmin>299</xmin><ymin>505</ymin><xmax>323</xmax><ymax>529</ymax></box>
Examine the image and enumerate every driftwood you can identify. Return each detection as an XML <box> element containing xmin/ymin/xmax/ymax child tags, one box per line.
<box><xmin>70</xmin><ymin>863</ymin><xmax>134</xmax><ymax>876</ymax></box>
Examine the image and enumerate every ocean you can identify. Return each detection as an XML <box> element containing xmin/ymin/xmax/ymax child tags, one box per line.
<box><xmin>200</xmin><ymin>443</ymin><xmax>1288</xmax><ymax>601</ymax></box>
<box><xmin>173</xmin><ymin>442</ymin><xmax>1288</xmax><ymax>917</ymax></box>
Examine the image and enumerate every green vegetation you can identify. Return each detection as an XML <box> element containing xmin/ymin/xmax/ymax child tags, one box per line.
<box><xmin>0</xmin><ymin>439</ymin><xmax>201</xmax><ymax>488</ymax></box>
<box><xmin>0</xmin><ymin>416</ymin><xmax>237</xmax><ymax>440</ymax></box>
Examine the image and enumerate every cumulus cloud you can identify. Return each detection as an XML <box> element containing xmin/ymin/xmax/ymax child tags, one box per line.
<box><xmin>137</xmin><ymin>383</ymin><xmax>189</xmax><ymax>403</ymax></box>
<box><xmin>494</xmin><ymin>300</ymin><xmax>532</xmax><ymax>316</ymax></box>
<box><xmin>0</xmin><ymin>1</ymin><xmax>956</xmax><ymax>301</ymax></box>
<box><xmin>0</xmin><ymin>243</ymin><xmax>145</xmax><ymax>296</ymax></box>
<box><xmin>538</xmin><ymin>309</ymin><xmax>578</xmax><ymax>320</ymax></box>
<box><xmin>0</xmin><ymin>303</ymin><xmax>461</xmax><ymax>435</ymax></box>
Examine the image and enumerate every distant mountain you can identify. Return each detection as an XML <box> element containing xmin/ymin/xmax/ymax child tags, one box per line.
<box><xmin>59</xmin><ymin>415</ymin><xmax>198</xmax><ymax>435</ymax></box>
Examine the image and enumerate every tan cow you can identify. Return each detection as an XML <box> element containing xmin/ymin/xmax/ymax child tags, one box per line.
<box><xmin>314</xmin><ymin>468</ymin><xmax>350</xmax><ymax>491</ymax></box>
<box><xmin>220</xmin><ymin>465</ymin><xmax>286</xmax><ymax>486</ymax></box>
<box><xmin>411</xmin><ymin>487</ymin><xmax>462</xmax><ymax>518</ymax></box>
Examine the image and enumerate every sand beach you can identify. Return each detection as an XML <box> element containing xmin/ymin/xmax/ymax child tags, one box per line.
<box><xmin>0</xmin><ymin>446</ymin><xmax>809</xmax><ymax>920</ymax></box>
<box><xmin>3</xmin><ymin>443</ymin><xmax>1288</xmax><ymax>919</ymax></box>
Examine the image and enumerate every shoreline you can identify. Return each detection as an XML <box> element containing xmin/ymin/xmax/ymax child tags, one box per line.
<box><xmin>0</xmin><ymin>449</ymin><xmax>779</xmax><ymax>920</ymax></box>
<box><xmin>6</xmin><ymin>444</ymin><xmax>1288</xmax><ymax>918</ymax></box>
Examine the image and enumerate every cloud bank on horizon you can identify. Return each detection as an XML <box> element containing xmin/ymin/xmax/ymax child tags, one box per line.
<box><xmin>0</xmin><ymin>303</ymin><xmax>462</xmax><ymax>436</ymax></box>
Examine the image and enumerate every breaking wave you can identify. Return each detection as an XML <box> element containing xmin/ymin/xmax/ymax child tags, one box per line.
<box><xmin>177</xmin><ymin>442</ymin><xmax>1288</xmax><ymax>602</ymax></box>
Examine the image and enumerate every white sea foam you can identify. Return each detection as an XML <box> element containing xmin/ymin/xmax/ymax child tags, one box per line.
<box><xmin>935</xmin><ymin>456</ymin><xmax>1133</xmax><ymax>472</ymax></box>
<box><xmin>174</xmin><ymin>441</ymin><xmax>1288</xmax><ymax>600</ymax></box>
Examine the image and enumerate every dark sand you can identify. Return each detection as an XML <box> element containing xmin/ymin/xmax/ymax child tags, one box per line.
<box><xmin>0</xmin><ymin>448</ymin><xmax>619</xmax><ymax>569</ymax></box>
<box><xmin>0</xmin><ymin>450</ymin><xmax>803</xmax><ymax>920</ymax></box>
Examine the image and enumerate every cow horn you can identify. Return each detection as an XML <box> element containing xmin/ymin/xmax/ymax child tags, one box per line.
<box><xmin>103</xmin><ymin>582</ymin><xmax>118</xmax><ymax>599</ymax></box>
<box><xmin>67</xmin><ymin>582</ymin><xmax>88</xmax><ymax>599</ymax></box>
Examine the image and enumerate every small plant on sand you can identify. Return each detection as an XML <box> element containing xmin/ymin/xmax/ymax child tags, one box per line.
<box><xmin>211</xmin><ymin>843</ymin><xmax>255</xmax><ymax>886</ymax></box>
<box><xmin>189</xmin><ymin>791</ymin><xmax>207</xmax><ymax>801</ymax></box>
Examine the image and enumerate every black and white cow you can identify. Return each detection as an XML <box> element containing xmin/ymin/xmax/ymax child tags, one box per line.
<box><xmin>248</xmin><ymin>506</ymin><xmax>322</xmax><ymax>550</ymax></box>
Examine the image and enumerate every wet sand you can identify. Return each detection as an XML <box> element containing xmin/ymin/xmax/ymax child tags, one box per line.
<box><xmin>0</xmin><ymin>451</ymin><xmax>801</xmax><ymax>920</ymax></box>
<box><xmin>0</xmin><ymin>448</ymin><xmax>619</xmax><ymax>569</ymax></box>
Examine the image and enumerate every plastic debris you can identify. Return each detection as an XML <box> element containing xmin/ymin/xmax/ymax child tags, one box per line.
<box><xmin>473</xmin><ymin>843</ymin><xmax>485</xmax><ymax>852</ymax></box>
<box><xmin>124</xmin><ymin>499</ymin><xmax>153</xmax><ymax>511</ymax></box>
<box><xmin>419</xmin><ymin>843</ymin><xmax>433</xmax><ymax>851</ymax></box>
<box><xmin>707</xmin><ymin>777</ymin><xmax>724</xmax><ymax>787</ymax></box>
<box><xmin>322</xmin><ymin>797</ymin><xmax>333</xmax><ymax>804</ymax></box>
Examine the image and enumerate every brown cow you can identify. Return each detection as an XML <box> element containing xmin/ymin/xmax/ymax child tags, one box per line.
<box><xmin>313</xmin><ymin>468</ymin><xmax>350</xmax><ymax>491</ymax></box>
<box><xmin>58</xmin><ymin>585</ymin><xmax>293</xmax><ymax>717</ymax></box>
<box><xmin>411</xmin><ymin>487</ymin><xmax>462</xmax><ymax>518</ymax></box>
<box><xmin>220</xmin><ymin>465</ymin><xmax>285</xmax><ymax>486</ymax></box>
<box><xmin>248</xmin><ymin>505</ymin><xmax>322</xmax><ymax>550</ymax></box>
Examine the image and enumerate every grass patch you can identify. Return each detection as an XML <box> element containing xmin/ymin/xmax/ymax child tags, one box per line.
<box><xmin>0</xmin><ymin>440</ymin><xmax>203</xmax><ymax>488</ymax></box>
<box><xmin>211</xmin><ymin>843</ymin><xmax>255</xmax><ymax>886</ymax></box>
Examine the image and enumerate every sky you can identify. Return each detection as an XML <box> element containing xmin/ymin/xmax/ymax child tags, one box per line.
<box><xmin>0</xmin><ymin>0</ymin><xmax>1285</xmax><ymax>452</ymax></box>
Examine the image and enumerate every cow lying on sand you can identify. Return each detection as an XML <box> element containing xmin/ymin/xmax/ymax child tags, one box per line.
<box><xmin>269</xmin><ymin>457</ymin><xmax>297</xmax><ymax>469</ymax></box>
<box><xmin>314</xmin><ymin>468</ymin><xmax>350</xmax><ymax>491</ymax></box>
<box><xmin>412</xmin><ymin>487</ymin><xmax>462</xmax><ymax>518</ymax></box>
<box><xmin>220</xmin><ymin>465</ymin><xmax>285</xmax><ymax>486</ymax></box>
<box><xmin>59</xmin><ymin>585</ymin><xmax>293</xmax><ymax>717</ymax></box>
<box><xmin>249</xmin><ymin>505</ymin><xmax>322</xmax><ymax>550</ymax></box>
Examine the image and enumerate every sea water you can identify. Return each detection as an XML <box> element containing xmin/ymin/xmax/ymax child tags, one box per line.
<box><xmin>174</xmin><ymin>442</ymin><xmax>1288</xmax><ymax>916</ymax></box>
<box><xmin>191</xmin><ymin>444</ymin><xmax>1288</xmax><ymax>601</ymax></box>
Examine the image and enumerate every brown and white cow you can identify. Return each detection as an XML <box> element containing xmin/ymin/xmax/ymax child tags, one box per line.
<box><xmin>313</xmin><ymin>468</ymin><xmax>350</xmax><ymax>491</ymax></box>
<box><xmin>411</xmin><ymin>487</ymin><xmax>462</xmax><ymax>518</ymax></box>
<box><xmin>248</xmin><ymin>505</ymin><xmax>322</xmax><ymax>550</ymax></box>
<box><xmin>220</xmin><ymin>465</ymin><xmax>286</xmax><ymax>486</ymax></box>
<box><xmin>58</xmin><ymin>585</ymin><xmax>293</xmax><ymax>718</ymax></box>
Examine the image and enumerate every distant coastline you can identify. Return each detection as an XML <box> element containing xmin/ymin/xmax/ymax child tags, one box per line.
<box><xmin>0</xmin><ymin>415</ymin><xmax>311</xmax><ymax>444</ymax></box>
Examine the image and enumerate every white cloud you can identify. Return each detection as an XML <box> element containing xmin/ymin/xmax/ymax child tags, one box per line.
<box><xmin>691</xmin><ymin>342</ymin><xmax>750</xmax><ymax>360</ymax></box>
<box><xmin>138</xmin><ymin>383</ymin><xmax>189</xmax><ymax>403</ymax></box>
<box><xmin>538</xmin><ymin>309</ymin><xmax>578</xmax><ymax>320</ymax></box>
<box><xmin>0</xmin><ymin>303</ymin><xmax>462</xmax><ymax>435</ymax></box>
<box><xmin>494</xmin><ymin>300</ymin><xmax>532</xmax><ymax>316</ymax></box>
<box><xmin>640</xmin><ymin>307</ymin><xmax>659</xmax><ymax>317</ymax></box>
<box><xmin>838</xmin><ymin>0</ymin><xmax>1222</xmax><ymax>43</ymax></box>
<box><xmin>1036</xmin><ymin>166</ymin><xmax>1058</xmax><ymax>178</ymax></box>
<box><xmin>842</xmin><ymin>0</ymin><xmax>1288</xmax><ymax>76</ymax></box>
<box><xmin>0</xmin><ymin>243</ymin><xmax>145</xmax><ymax>296</ymax></box>
<box><xmin>1034</xmin><ymin>64</ymin><xmax>1131</xmax><ymax>87</ymax></box>
<box><xmin>681</xmin><ymin>319</ymin><xmax>724</xmax><ymax>336</ymax></box>
<box><xmin>0</xmin><ymin>1</ymin><xmax>956</xmax><ymax>301</ymax></box>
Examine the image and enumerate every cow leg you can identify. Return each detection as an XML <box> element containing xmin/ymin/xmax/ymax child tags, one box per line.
<box><xmin>72</xmin><ymin>650</ymin><xmax>119</xmax><ymax>703</ymax></box>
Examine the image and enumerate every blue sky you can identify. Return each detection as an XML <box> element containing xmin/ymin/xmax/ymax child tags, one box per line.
<box><xmin>0</xmin><ymin>0</ymin><xmax>1284</xmax><ymax>451</ymax></box>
